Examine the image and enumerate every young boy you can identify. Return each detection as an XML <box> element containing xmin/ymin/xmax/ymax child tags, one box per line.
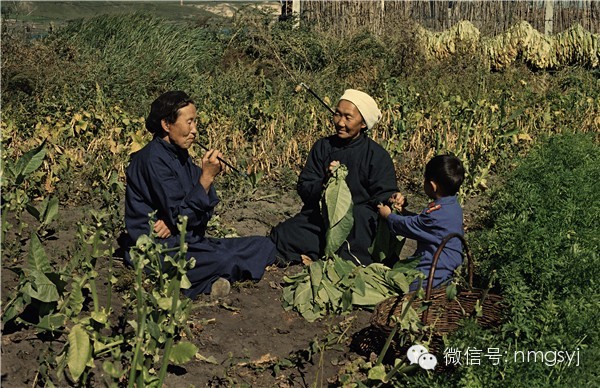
<box><xmin>377</xmin><ymin>155</ymin><xmax>465</xmax><ymax>291</ymax></box>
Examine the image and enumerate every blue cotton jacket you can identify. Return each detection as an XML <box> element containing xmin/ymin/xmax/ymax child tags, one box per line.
<box><xmin>386</xmin><ymin>195</ymin><xmax>464</xmax><ymax>291</ymax></box>
<box><xmin>124</xmin><ymin>136</ymin><xmax>276</xmax><ymax>298</ymax></box>
<box><xmin>125</xmin><ymin>136</ymin><xmax>219</xmax><ymax>246</ymax></box>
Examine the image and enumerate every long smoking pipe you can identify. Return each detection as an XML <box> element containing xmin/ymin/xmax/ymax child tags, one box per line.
<box><xmin>300</xmin><ymin>83</ymin><xmax>335</xmax><ymax>115</ymax></box>
<box><xmin>196</xmin><ymin>142</ymin><xmax>247</xmax><ymax>178</ymax></box>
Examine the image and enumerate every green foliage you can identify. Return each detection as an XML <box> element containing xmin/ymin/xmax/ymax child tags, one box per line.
<box><xmin>126</xmin><ymin>216</ymin><xmax>198</xmax><ymax>387</ymax></box>
<box><xmin>1</xmin><ymin>142</ymin><xmax>50</xmax><ymax>236</ymax></box>
<box><xmin>51</xmin><ymin>13</ymin><xmax>224</xmax><ymax>111</ymax></box>
<box><xmin>3</xmin><ymin>14</ymin><xmax>599</xmax><ymax>203</ymax></box>
<box><xmin>2</xmin><ymin>234</ymin><xmax>64</xmax><ymax>324</ymax></box>
<box><xmin>406</xmin><ymin>133</ymin><xmax>600</xmax><ymax>386</ymax></box>
<box><xmin>476</xmin><ymin>133</ymin><xmax>599</xmax><ymax>297</ymax></box>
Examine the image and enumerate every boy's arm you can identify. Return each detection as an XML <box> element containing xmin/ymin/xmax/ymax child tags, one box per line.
<box><xmin>386</xmin><ymin>211</ymin><xmax>438</xmax><ymax>244</ymax></box>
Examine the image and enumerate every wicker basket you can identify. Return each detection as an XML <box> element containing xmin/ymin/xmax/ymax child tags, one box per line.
<box><xmin>370</xmin><ymin>233</ymin><xmax>504</xmax><ymax>334</ymax></box>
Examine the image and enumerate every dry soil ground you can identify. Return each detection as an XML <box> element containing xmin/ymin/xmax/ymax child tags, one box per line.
<box><xmin>1</xmin><ymin>186</ymin><xmax>483</xmax><ymax>387</ymax></box>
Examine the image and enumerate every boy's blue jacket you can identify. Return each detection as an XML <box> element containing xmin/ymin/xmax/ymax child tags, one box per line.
<box><xmin>386</xmin><ymin>195</ymin><xmax>464</xmax><ymax>291</ymax></box>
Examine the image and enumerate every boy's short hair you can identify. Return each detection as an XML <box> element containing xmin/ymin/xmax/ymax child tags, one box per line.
<box><xmin>424</xmin><ymin>155</ymin><xmax>465</xmax><ymax>196</ymax></box>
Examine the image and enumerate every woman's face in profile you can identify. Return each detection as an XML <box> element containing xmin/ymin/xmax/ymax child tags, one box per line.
<box><xmin>163</xmin><ymin>104</ymin><xmax>198</xmax><ymax>149</ymax></box>
<box><xmin>333</xmin><ymin>100</ymin><xmax>366</xmax><ymax>140</ymax></box>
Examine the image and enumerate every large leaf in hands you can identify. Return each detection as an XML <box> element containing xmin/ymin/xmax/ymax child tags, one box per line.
<box><xmin>323</xmin><ymin>164</ymin><xmax>354</xmax><ymax>257</ymax></box>
<box><xmin>324</xmin><ymin>210</ymin><xmax>353</xmax><ymax>258</ymax></box>
<box><xmin>324</xmin><ymin>165</ymin><xmax>352</xmax><ymax>227</ymax></box>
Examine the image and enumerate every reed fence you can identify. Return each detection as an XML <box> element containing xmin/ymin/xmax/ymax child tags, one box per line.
<box><xmin>294</xmin><ymin>0</ymin><xmax>600</xmax><ymax>36</ymax></box>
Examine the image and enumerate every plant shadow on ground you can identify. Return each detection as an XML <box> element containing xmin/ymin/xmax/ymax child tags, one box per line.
<box><xmin>1</xmin><ymin>186</ymin><xmax>488</xmax><ymax>387</ymax></box>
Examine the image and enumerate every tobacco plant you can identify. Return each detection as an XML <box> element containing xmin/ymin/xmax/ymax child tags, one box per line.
<box><xmin>124</xmin><ymin>215</ymin><xmax>198</xmax><ymax>387</ymax></box>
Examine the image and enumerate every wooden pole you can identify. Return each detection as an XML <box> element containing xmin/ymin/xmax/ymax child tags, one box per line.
<box><xmin>292</xmin><ymin>0</ymin><xmax>301</xmax><ymax>28</ymax></box>
<box><xmin>545</xmin><ymin>0</ymin><xmax>554</xmax><ymax>35</ymax></box>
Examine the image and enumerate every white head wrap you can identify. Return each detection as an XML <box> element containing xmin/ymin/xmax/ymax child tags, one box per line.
<box><xmin>338</xmin><ymin>89</ymin><xmax>382</xmax><ymax>130</ymax></box>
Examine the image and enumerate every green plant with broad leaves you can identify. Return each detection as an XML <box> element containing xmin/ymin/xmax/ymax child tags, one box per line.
<box><xmin>2</xmin><ymin>213</ymin><xmax>199</xmax><ymax>386</ymax></box>
<box><xmin>1</xmin><ymin>141</ymin><xmax>58</xmax><ymax>238</ymax></box>
<box><xmin>123</xmin><ymin>215</ymin><xmax>199</xmax><ymax>387</ymax></box>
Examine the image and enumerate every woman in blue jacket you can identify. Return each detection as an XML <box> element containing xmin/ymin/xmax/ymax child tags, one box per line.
<box><xmin>123</xmin><ymin>91</ymin><xmax>276</xmax><ymax>298</ymax></box>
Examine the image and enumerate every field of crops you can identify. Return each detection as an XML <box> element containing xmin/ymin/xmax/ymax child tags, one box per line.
<box><xmin>1</xmin><ymin>3</ymin><xmax>599</xmax><ymax>387</ymax></box>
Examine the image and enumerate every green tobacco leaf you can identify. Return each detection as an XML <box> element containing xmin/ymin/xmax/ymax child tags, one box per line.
<box><xmin>301</xmin><ymin>308</ymin><xmax>322</xmax><ymax>323</ymax></box>
<box><xmin>14</xmin><ymin>141</ymin><xmax>46</xmax><ymax>184</ymax></box>
<box><xmin>27</xmin><ymin>234</ymin><xmax>52</xmax><ymax>273</ymax></box>
<box><xmin>324</xmin><ymin>210</ymin><xmax>354</xmax><ymax>257</ymax></box>
<box><xmin>446</xmin><ymin>282</ymin><xmax>458</xmax><ymax>300</ymax></box>
<box><xmin>282</xmin><ymin>285</ymin><xmax>296</xmax><ymax>308</ymax></box>
<box><xmin>41</xmin><ymin>196</ymin><xmax>59</xmax><ymax>226</ymax></box>
<box><xmin>180</xmin><ymin>274</ymin><xmax>191</xmax><ymax>289</ymax></box>
<box><xmin>392</xmin><ymin>257</ymin><xmax>421</xmax><ymax>272</ymax></box>
<box><xmin>351</xmin><ymin>286</ymin><xmax>388</xmax><ymax>307</ymax></box>
<box><xmin>147</xmin><ymin>320</ymin><xmax>164</xmax><ymax>342</ymax></box>
<box><xmin>369</xmin><ymin>216</ymin><xmax>406</xmax><ymax>262</ymax></box>
<box><xmin>157</xmin><ymin>296</ymin><xmax>172</xmax><ymax>311</ymax></box>
<box><xmin>324</xmin><ymin>165</ymin><xmax>352</xmax><ymax>227</ymax></box>
<box><xmin>317</xmin><ymin>286</ymin><xmax>330</xmax><ymax>306</ymax></box>
<box><xmin>91</xmin><ymin>309</ymin><xmax>108</xmax><ymax>325</ymax></box>
<box><xmin>354</xmin><ymin>273</ymin><xmax>367</xmax><ymax>296</ymax></box>
<box><xmin>323</xmin><ymin>164</ymin><xmax>354</xmax><ymax>256</ymax></box>
<box><xmin>23</xmin><ymin>270</ymin><xmax>59</xmax><ymax>302</ymax></box>
<box><xmin>196</xmin><ymin>353</ymin><xmax>218</xmax><ymax>364</ymax></box>
<box><xmin>321</xmin><ymin>280</ymin><xmax>343</xmax><ymax>309</ymax></box>
<box><xmin>333</xmin><ymin>256</ymin><xmax>355</xmax><ymax>278</ymax></box>
<box><xmin>386</xmin><ymin>270</ymin><xmax>410</xmax><ymax>293</ymax></box>
<box><xmin>67</xmin><ymin>324</ymin><xmax>91</xmax><ymax>382</ymax></box>
<box><xmin>325</xmin><ymin>261</ymin><xmax>341</xmax><ymax>283</ymax></box>
<box><xmin>294</xmin><ymin>280</ymin><xmax>313</xmax><ymax>307</ymax></box>
<box><xmin>170</xmin><ymin>341</ymin><xmax>198</xmax><ymax>365</ymax></box>
<box><xmin>25</xmin><ymin>203</ymin><xmax>41</xmax><ymax>222</ymax></box>
<box><xmin>367</xmin><ymin>364</ymin><xmax>387</xmax><ymax>382</ymax></box>
<box><xmin>1</xmin><ymin>297</ymin><xmax>25</xmax><ymax>323</ymax></box>
<box><xmin>66</xmin><ymin>280</ymin><xmax>84</xmax><ymax>315</ymax></box>
<box><xmin>341</xmin><ymin>289</ymin><xmax>353</xmax><ymax>312</ymax></box>
<box><xmin>309</xmin><ymin>260</ymin><xmax>323</xmax><ymax>296</ymax></box>
<box><xmin>37</xmin><ymin>313</ymin><xmax>67</xmax><ymax>331</ymax></box>
<box><xmin>103</xmin><ymin>361</ymin><xmax>123</xmax><ymax>379</ymax></box>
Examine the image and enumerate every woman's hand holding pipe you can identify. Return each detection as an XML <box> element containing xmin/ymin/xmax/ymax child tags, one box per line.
<box><xmin>200</xmin><ymin>148</ymin><xmax>224</xmax><ymax>192</ymax></box>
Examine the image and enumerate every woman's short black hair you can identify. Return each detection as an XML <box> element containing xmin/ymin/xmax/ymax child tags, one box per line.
<box><xmin>424</xmin><ymin>154</ymin><xmax>465</xmax><ymax>196</ymax></box>
<box><xmin>145</xmin><ymin>91</ymin><xmax>195</xmax><ymax>135</ymax></box>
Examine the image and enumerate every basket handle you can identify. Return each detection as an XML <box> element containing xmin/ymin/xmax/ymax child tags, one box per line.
<box><xmin>422</xmin><ymin>233</ymin><xmax>473</xmax><ymax>324</ymax></box>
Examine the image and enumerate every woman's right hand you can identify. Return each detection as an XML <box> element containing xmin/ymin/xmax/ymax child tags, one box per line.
<box><xmin>200</xmin><ymin>149</ymin><xmax>224</xmax><ymax>191</ymax></box>
<box><xmin>328</xmin><ymin>160</ymin><xmax>341</xmax><ymax>176</ymax></box>
<box><xmin>154</xmin><ymin>219</ymin><xmax>171</xmax><ymax>238</ymax></box>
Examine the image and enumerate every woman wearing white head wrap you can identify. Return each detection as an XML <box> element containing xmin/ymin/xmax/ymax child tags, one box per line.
<box><xmin>270</xmin><ymin>89</ymin><xmax>398</xmax><ymax>265</ymax></box>
<box><xmin>338</xmin><ymin>89</ymin><xmax>382</xmax><ymax>131</ymax></box>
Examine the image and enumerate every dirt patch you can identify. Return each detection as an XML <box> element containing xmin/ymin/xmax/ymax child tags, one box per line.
<box><xmin>1</xmin><ymin>187</ymin><xmax>482</xmax><ymax>386</ymax></box>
